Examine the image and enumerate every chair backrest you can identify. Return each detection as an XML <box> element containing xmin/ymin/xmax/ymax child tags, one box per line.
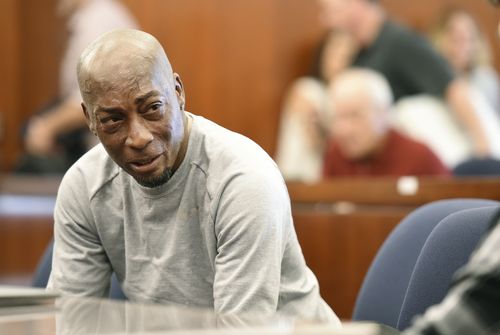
<box><xmin>397</xmin><ymin>205</ymin><xmax>500</xmax><ymax>329</ymax></box>
<box><xmin>453</xmin><ymin>158</ymin><xmax>500</xmax><ymax>176</ymax></box>
<box><xmin>32</xmin><ymin>239</ymin><xmax>55</xmax><ymax>289</ymax></box>
<box><xmin>32</xmin><ymin>239</ymin><xmax>126</xmax><ymax>300</ymax></box>
<box><xmin>352</xmin><ymin>198</ymin><xmax>500</xmax><ymax>329</ymax></box>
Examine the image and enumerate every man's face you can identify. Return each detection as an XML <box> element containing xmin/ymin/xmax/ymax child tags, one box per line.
<box><xmin>84</xmin><ymin>69</ymin><xmax>186</xmax><ymax>188</ymax></box>
<box><xmin>329</xmin><ymin>90</ymin><xmax>387</xmax><ymax>160</ymax></box>
<box><xmin>57</xmin><ymin>0</ymin><xmax>82</xmax><ymax>17</ymax></box>
<box><xmin>317</xmin><ymin>0</ymin><xmax>357</xmax><ymax>30</ymax></box>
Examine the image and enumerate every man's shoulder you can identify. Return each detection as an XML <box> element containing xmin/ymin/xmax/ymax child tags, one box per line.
<box><xmin>61</xmin><ymin>144</ymin><xmax>120</xmax><ymax>199</ymax></box>
<box><xmin>382</xmin><ymin>129</ymin><xmax>449</xmax><ymax>175</ymax></box>
<box><xmin>379</xmin><ymin>19</ymin><xmax>429</xmax><ymax>50</ymax></box>
<box><xmin>192</xmin><ymin>114</ymin><xmax>275</xmax><ymax>168</ymax></box>
<box><xmin>382</xmin><ymin>19</ymin><xmax>418</xmax><ymax>39</ymax></box>
<box><xmin>389</xmin><ymin>129</ymin><xmax>436</xmax><ymax>157</ymax></box>
<box><xmin>190</xmin><ymin>114</ymin><xmax>284</xmax><ymax>190</ymax></box>
<box><xmin>359</xmin><ymin>20</ymin><xmax>421</xmax><ymax>67</ymax></box>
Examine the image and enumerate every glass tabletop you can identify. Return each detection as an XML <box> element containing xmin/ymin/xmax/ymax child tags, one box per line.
<box><xmin>0</xmin><ymin>296</ymin><xmax>388</xmax><ymax>334</ymax></box>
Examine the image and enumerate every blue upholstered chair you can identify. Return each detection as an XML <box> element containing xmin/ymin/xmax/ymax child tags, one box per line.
<box><xmin>397</xmin><ymin>205</ymin><xmax>500</xmax><ymax>329</ymax></box>
<box><xmin>32</xmin><ymin>239</ymin><xmax>126</xmax><ymax>300</ymax></box>
<box><xmin>352</xmin><ymin>199</ymin><xmax>500</xmax><ymax>330</ymax></box>
<box><xmin>32</xmin><ymin>239</ymin><xmax>55</xmax><ymax>289</ymax></box>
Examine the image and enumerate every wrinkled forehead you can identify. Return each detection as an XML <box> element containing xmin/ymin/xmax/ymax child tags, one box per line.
<box><xmin>81</xmin><ymin>49</ymin><xmax>173</xmax><ymax>105</ymax></box>
<box><xmin>93</xmin><ymin>53</ymin><xmax>153</xmax><ymax>86</ymax></box>
<box><xmin>92</xmin><ymin>73</ymin><xmax>155</xmax><ymax>100</ymax></box>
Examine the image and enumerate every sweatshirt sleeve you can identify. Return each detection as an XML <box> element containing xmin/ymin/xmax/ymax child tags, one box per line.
<box><xmin>211</xmin><ymin>164</ymin><xmax>289</xmax><ymax>315</ymax></box>
<box><xmin>47</xmin><ymin>166</ymin><xmax>112</xmax><ymax>297</ymax></box>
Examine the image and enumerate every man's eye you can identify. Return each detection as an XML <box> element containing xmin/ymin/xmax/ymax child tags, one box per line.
<box><xmin>147</xmin><ymin>103</ymin><xmax>163</xmax><ymax>113</ymax></box>
<box><xmin>144</xmin><ymin>103</ymin><xmax>164</xmax><ymax>119</ymax></box>
<box><xmin>99</xmin><ymin>116</ymin><xmax>124</xmax><ymax>132</ymax></box>
<box><xmin>101</xmin><ymin>116</ymin><xmax>123</xmax><ymax>124</ymax></box>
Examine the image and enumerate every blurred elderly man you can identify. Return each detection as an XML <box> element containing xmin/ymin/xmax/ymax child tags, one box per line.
<box><xmin>317</xmin><ymin>0</ymin><xmax>492</xmax><ymax>158</ymax></box>
<box><xmin>47</xmin><ymin>29</ymin><xmax>340</xmax><ymax>324</ymax></box>
<box><xmin>323</xmin><ymin>68</ymin><xmax>450</xmax><ymax>177</ymax></box>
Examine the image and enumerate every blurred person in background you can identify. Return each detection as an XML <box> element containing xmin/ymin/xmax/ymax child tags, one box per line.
<box><xmin>317</xmin><ymin>0</ymin><xmax>496</xmax><ymax>163</ymax></box>
<box><xmin>403</xmin><ymin>3</ymin><xmax>500</xmax><ymax>333</ymax></box>
<box><xmin>275</xmin><ymin>30</ymin><xmax>358</xmax><ymax>181</ymax></box>
<box><xmin>322</xmin><ymin>68</ymin><xmax>449</xmax><ymax>177</ymax></box>
<box><xmin>16</xmin><ymin>0</ymin><xmax>138</xmax><ymax>174</ymax></box>
<box><xmin>429</xmin><ymin>8</ymin><xmax>500</xmax><ymax>175</ymax></box>
<box><xmin>431</xmin><ymin>8</ymin><xmax>500</xmax><ymax>114</ymax></box>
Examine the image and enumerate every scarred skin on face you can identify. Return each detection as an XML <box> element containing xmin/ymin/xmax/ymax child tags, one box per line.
<box><xmin>77</xmin><ymin>29</ymin><xmax>190</xmax><ymax>188</ymax></box>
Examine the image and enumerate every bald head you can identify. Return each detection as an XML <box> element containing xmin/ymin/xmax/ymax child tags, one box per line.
<box><xmin>76</xmin><ymin>29</ymin><xmax>188</xmax><ymax>188</ymax></box>
<box><xmin>78</xmin><ymin>29</ymin><xmax>174</xmax><ymax>119</ymax></box>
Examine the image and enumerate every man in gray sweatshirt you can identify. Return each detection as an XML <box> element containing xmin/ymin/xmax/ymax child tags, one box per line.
<box><xmin>47</xmin><ymin>28</ymin><xmax>339</xmax><ymax>325</ymax></box>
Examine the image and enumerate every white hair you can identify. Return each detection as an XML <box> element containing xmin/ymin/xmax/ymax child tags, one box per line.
<box><xmin>328</xmin><ymin>68</ymin><xmax>394</xmax><ymax>110</ymax></box>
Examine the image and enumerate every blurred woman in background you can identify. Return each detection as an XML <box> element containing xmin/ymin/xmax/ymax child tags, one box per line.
<box><xmin>431</xmin><ymin>8</ymin><xmax>500</xmax><ymax>113</ymax></box>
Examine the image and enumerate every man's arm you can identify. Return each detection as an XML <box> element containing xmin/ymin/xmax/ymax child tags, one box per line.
<box><xmin>25</xmin><ymin>95</ymin><xmax>87</xmax><ymax>155</ymax></box>
<box><xmin>211</xmin><ymin>168</ymin><xmax>287</xmax><ymax>315</ymax></box>
<box><xmin>403</xmin><ymin>221</ymin><xmax>500</xmax><ymax>335</ymax></box>
<box><xmin>47</xmin><ymin>167</ymin><xmax>112</xmax><ymax>297</ymax></box>
<box><xmin>446</xmin><ymin>79</ymin><xmax>490</xmax><ymax>157</ymax></box>
<box><xmin>210</xmin><ymin>158</ymin><xmax>338</xmax><ymax>323</ymax></box>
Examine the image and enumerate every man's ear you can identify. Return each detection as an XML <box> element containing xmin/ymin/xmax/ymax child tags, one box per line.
<box><xmin>173</xmin><ymin>73</ymin><xmax>186</xmax><ymax>111</ymax></box>
<box><xmin>82</xmin><ymin>103</ymin><xmax>96</xmax><ymax>135</ymax></box>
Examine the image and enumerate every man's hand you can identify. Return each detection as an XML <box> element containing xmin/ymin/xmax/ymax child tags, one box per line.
<box><xmin>472</xmin><ymin>133</ymin><xmax>490</xmax><ymax>158</ymax></box>
<box><xmin>24</xmin><ymin>97</ymin><xmax>89</xmax><ymax>156</ymax></box>
<box><xmin>446</xmin><ymin>79</ymin><xmax>491</xmax><ymax>158</ymax></box>
<box><xmin>25</xmin><ymin>116</ymin><xmax>57</xmax><ymax>156</ymax></box>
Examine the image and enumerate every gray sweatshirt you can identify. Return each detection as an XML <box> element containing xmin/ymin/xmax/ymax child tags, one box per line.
<box><xmin>48</xmin><ymin>113</ymin><xmax>339</xmax><ymax>324</ymax></box>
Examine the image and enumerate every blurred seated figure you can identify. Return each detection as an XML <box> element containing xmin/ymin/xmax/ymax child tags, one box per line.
<box><xmin>431</xmin><ymin>8</ymin><xmax>500</xmax><ymax>114</ymax></box>
<box><xmin>323</xmin><ymin>69</ymin><xmax>450</xmax><ymax>177</ymax></box>
<box><xmin>15</xmin><ymin>0</ymin><xmax>138</xmax><ymax>174</ymax></box>
<box><xmin>318</xmin><ymin>0</ymin><xmax>494</xmax><ymax>159</ymax></box>
<box><xmin>275</xmin><ymin>30</ymin><xmax>357</xmax><ymax>181</ymax></box>
<box><xmin>391</xmin><ymin>92</ymin><xmax>500</xmax><ymax>168</ymax></box>
<box><xmin>275</xmin><ymin>78</ymin><xmax>327</xmax><ymax>182</ymax></box>
<box><xmin>453</xmin><ymin>158</ymin><xmax>500</xmax><ymax>176</ymax></box>
<box><xmin>396</xmin><ymin>9</ymin><xmax>500</xmax><ymax>168</ymax></box>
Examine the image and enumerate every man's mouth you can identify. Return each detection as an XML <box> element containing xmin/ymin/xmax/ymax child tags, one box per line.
<box><xmin>128</xmin><ymin>154</ymin><xmax>162</xmax><ymax>172</ymax></box>
<box><xmin>133</xmin><ymin>157</ymin><xmax>157</xmax><ymax>166</ymax></box>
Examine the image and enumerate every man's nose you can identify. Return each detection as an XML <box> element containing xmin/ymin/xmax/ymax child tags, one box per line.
<box><xmin>125</xmin><ymin>118</ymin><xmax>154</xmax><ymax>149</ymax></box>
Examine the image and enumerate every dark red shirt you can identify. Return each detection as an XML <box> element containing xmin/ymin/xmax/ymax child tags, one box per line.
<box><xmin>323</xmin><ymin>129</ymin><xmax>450</xmax><ymax>177</ymax></box>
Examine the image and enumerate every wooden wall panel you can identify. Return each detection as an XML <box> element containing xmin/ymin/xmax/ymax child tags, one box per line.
<box><xmin>121</xmin><ymin>0</ymin><xmax>322</xmax><ymax>156</ymax></box>
<box><xmin>1</xmin><ymin>0</ymin><xmax>498</xmax><ymax>171</ymax></box>
<box><xmin>0</xmin><ymin>0</ymin><xmax>65</xmax><ymax>171</ymax></box>
<box><xmin>0</xmin><ymin>217</ymin><xmax>53</xmax><ymax>276</ymax></box>
<box><xmin>294</xmin><ymin>210</ymin><xmax>405</xmax><ymax>319</ymax></box>
<box><xmin>0</xmin><ymin>0</ymin><xmax>20</xmax><ymax>170</ymax></box>
<box><xmin>19</xmin><ymin>0</ymin><xmax>66</xmax><ymax>135</ymax></box>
